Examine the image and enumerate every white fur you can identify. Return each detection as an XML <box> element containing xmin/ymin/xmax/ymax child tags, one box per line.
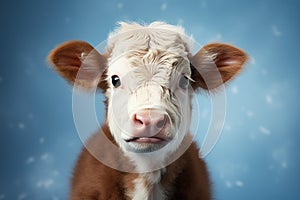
<box><xmin>107</xmin><ymin>22</ymin><xmax>194</xmax><ymax>60</ymax></box>
<box><xmin>132</xmin><ymin>177</ymin><xmax>149</xmax><ymax>200</ymax></box>
<box><xmin>131</xmin><ymin>171</ymin><xmax>166</xmax><ymax>200</ymax></box>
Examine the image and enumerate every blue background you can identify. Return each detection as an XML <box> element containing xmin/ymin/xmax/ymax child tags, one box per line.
<box><xmin>1</xmin><ymin>0</ymin><xmax>299</xmax><ymax>199</ymax></box>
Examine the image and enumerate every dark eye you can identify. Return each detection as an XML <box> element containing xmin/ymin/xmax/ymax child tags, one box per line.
<box><xmin>179</xmin><ymin>76</ymin><xmax>189</xmax><ymax>89</ymax></box>
<box><xmin>111</xmin><ymin>75</ymin><xmax>121</xmax><ymax>88</ymax></box>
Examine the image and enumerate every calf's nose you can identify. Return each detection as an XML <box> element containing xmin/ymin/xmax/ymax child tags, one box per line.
<box><xmin>132</xmin><ymin>110</ymin><xmax>167</xmax><ymax>137</ymax></box>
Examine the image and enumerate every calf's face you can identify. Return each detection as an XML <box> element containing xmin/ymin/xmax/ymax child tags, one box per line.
<box><xmin>106</xmin><ymin>51</ymin><xmax>192</xmax><ymax>154</ymax></box>
<box><xmin>48</xmin><ymin>22</ymin><xmax>247</xmax><ymax>162</ymax></box>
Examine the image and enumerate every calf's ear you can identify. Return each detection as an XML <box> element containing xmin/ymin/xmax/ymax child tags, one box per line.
<box><xmin>189</xmin><ymin>43</ymin><xmax>248</xmax><ymax>90</ymax></box>
<box><xmin>48</xmin><ymin>40</ymin><xmax>107</xmax><ymax>90</ymax></box>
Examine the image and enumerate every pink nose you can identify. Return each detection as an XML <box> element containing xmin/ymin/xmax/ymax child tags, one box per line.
<box><xmin>131</xmin><ymin>110</ymin><xmax>167</xmax><ymax>137</ymax></box>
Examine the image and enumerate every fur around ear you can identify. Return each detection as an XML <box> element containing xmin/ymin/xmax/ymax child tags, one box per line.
<box><xmin>189</xmin><ymin>43</ymin><xmax>248</xmax><ymax>90</ymax></box>
<box><xmin>48</xmin><ymin>40</ymin><xmax>107</xmax><ymax>90</ymax></box>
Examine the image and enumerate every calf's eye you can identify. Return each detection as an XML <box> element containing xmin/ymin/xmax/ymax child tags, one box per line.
<box><xmin>111</xmin><ymin>75</ymin><xmax>121</xmax><ymax>88</ymax></box>
<box><xmin>179</xmin><ymin>76</ymin><xmax>189</xmax><ymax>89</ymax></box>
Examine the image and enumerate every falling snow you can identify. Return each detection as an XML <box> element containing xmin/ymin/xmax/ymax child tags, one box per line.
<box><xmin>40</xmin><ymin>153</ymin><xmax>53</xmax><ymax>163</ymax></box>
<box><xmin>18</xmin><ymin>122</ymin><xmax>25</xmax><ymax>129</ymax></box>
<box><xmin>235</xmin><ymin>180</ymin><xmax>244</xmax><ymax>187</ymax></box>
<box><xmin>160</xmin><ymin>3</ymin><xmax>167</xmax><ymax>11</ymax></box>
<box><xmin>18</xmin><ymin>193</ymin><xmax>27</xmax><ymax>200</ymax></box>
<box><xmin>265</xmin><ymin>94</ymin><xmax>273</xmax><ymax>104</ymax></box>
<box><xmin>215</xmin><ymin>33</ymin><xmax>223</xmax><ymax>40</ymax></box>
<box><xmin>36</xmin><ymin>179</ymin><xmax>54</xmax><ymax>189</ymax></box>
<box><xmin>117</xmin><ymin>2</ymin><xmax>123</xmax><ymax>9</ymax></box>
<box><xmin>246</xmin><ymin>111</ymin><xmax>254</xmax><ymax>117</ymax></box>
<box><xmin>64</xmin><ymin>17</ymin><xmax>71</xmax><ymax>23</ymax></box>
<box><xmin>281</xmin><ymin>161</ymin><xmax>288</xmax><ymax>169</ymax></box>
<box><xmin>272</xmin><ymin>25</ymin><xmax>282</xmax><ymax>36</ymax></box>
<box><xmin>39</xmin><ymin>137</ymin><xmax>45</xmax><ymax>144</ymax></box>
<box><xmin>41</xmin><ymin>153</ymin><xmax>51</xmax><ymax>161</ymax></box>
<box><xmin>261</xmin><ymin>68</ymin><xmax>268</xmax><ymax>76</ymax></box>
<box><xmin>231</xmin><ymin>86</ymin><xmax>238</xmax><ymax>94</ymax></box>
<box><xmin>177</xmin><ymin>18</ymin><xmax>184</xmax><ymax>25</ymax></box>
<box><xmin>52</xmin><ymin>170</ymin><xmax>60</xmax><ymax>176</ymax></box>
<box><xmin>26</xmin><ymin>156</ymin><xmax>35</xmax><ymax>164</ymax></box>
<box><xmin>224</xmin><ymin>124</ymin><xmax>232</xmax><ymax>131</ymax></box>
<box><xmin>225</xmin><ymin>181</ymin><xmax>233</xmax><ymax>188</ymax></box>
<box><xmin>250</xmin><ymin>57</ymin><xmax>256</xmax><ymax>65</ymax></box>
<box><xmin>27</xmin><ymin>113</ymin><xmax>34</xmax><ymax>119</ymax></box>
<box><xmin>272</xmin><ymin>146</ymin><xmax>289</xmax><ymax>169</ymax></box>
<box><xmin>259</xmin><ymin>126</ymin><xmax>271</xmax><ymax>135</ymax></box>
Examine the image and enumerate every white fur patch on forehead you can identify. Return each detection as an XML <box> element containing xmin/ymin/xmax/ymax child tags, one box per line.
<box><xmin>106</xmin><ymin>21</ymin><xmax>194</xmax><ymax>63</ymax></box>
<box><xmin>115</xmin><ymin>21</ymin><xmax>186</xmax><ymax>35</ymax></box>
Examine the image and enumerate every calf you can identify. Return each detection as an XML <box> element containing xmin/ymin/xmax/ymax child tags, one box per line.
<box><xmin>48</xmin><ymin>22</ymin><xmax>247</xmax><ymax>200</ymax></box>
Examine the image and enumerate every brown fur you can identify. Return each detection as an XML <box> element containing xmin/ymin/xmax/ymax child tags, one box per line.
<box><xmin>190</xmin><ymin>43</ymin><xmax>248</xmax><ymax>90</ymax></box>
<box><xmin>48</xmin><ymin>40</ymin><xmax>108</xmax><ymax>90</ymax></box>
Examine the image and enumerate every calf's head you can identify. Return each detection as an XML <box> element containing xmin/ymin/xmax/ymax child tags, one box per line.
<box><xmin>48</xmin><ymin>22</ymin><xmax>247</xmax><ymax>160</ymax></box>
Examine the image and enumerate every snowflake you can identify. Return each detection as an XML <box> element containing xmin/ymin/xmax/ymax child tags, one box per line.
<box><xmin>265</xmin><ymin>94</ymin><xmax>273</xmax><ymax>104</ymax></box>
<box><xmin>18</xmin><ymin>193</ymin><xmax>27</xmax><ymax>200</ymax></box>
<box><xmin>177</xmin><ymin>18</ymin><xmax>184</xmax><ymax>25</ymax></box>
<box><xmin>37</xmin><ymin>179</ymin><xmax>54</xmax><ymax>189</ymax></box>
<box><xmin>52</xmin><ymin>196</ymin><xmax>59</xmax><ymax>200</ymax></box>
<box><xmin>271</xmin><ymin>25</ymin><xmax>282</xmax><ymax>37</ymax></box>
<box><xmin>64</xmin><ymin>17</ymin><xmax>71</xmax><ymax>23</ymax></box>
<box><xmin>235</xmin><ymin>180</ymin><xmax>244</xmax><ymax>187</ymax></box>
<box><xmin>259</xmin><ymin>126</ymin><xmax>271</xmax><ymax>135</ymax></box>
<box><xmin>52</xmin><ymin>170</ymin><xmax>60</xmax><ymax>176</ymax></box>
<box><xmin>18</xmin><ymin>122</ymin><xmax>25</xmax><ymax>129</ymax></box>
<box><xmin>246</xmin><ymin>111</ymin><xmax>254</xmax><ymax>117</ymax></box>
<box><xmin>225</xmin><ymin>181</ymin><xmax>232</xmax><ymax>188</ymax></box>
<box><xmin>261</xmin><ymin>68</ymin><xmax>268</xmax><ymax>76</ymax></box>
<box><xmin>215</xmin><ymin>33</ymin><xmax>223</xmax><ymax>40</ymax></box>
<box><xmin>26</xmin><ymin>156</ymin><xmax>35</xmax><ymax>164</ymax></box>
<box><xmin>39</xmin><ymin>137</ymin><xmax>45</xmax><ymax>144</ymax></box>
<box><xmin>281</xmin><ymin>161</ymin><xmax>288</xmax><ymax>169</ymax></box>
<box><xmin>160</xmin><ymin>3</ymin><xmax>167</xmax><ymax>11</ymax></box>
<box><xmin>231</xmin><ymin>86</ymin><xmax>238</xmax><ymax>94</ymax></box>
<box><xmin>28</xmin><ymin>113</ymin><xmax>34</xmax><ymax>119</ymax></box>
<box><xmin>41</xmin><ymin>153</ymin><xmax>51</xmax><ymax>161</ymax></box>
<box><xmin>117</xmin><ymin>2</ymin><xmax>123</xmax><ymax>9</ymax></box>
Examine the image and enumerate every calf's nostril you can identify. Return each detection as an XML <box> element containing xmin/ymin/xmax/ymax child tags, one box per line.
<box><xmin>136</xmin><ymin>118</ymin><xmax>144</xmax><ymax>125</ymax></box>
<box><xmin>133</xmin><ymin>113</ymin><xmax>150</xmax><ymax>126</ymax></box>
<box><xmin>156</xmin><ymin>116</ymin><xmax>167</xmax><ymax>129</ymax></box>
